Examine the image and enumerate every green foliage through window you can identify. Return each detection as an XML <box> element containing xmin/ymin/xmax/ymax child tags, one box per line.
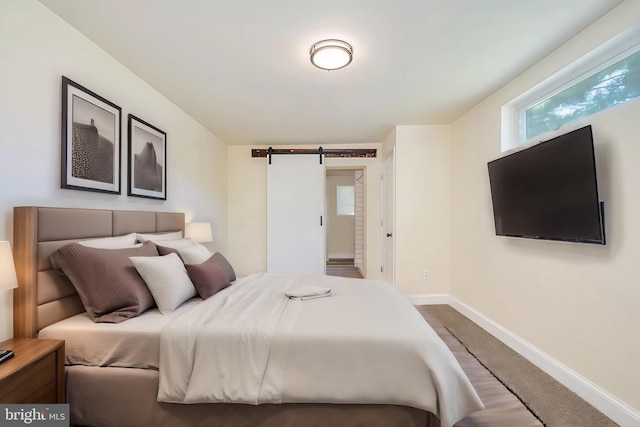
<box><xmin>525</xmin><ymin>50</ymin><xmax>640</xmax><ymax>140</ymax></box>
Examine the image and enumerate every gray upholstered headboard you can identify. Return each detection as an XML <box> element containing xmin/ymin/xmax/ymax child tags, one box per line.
<box><xmin>12</xmin><ymin>206</ymin><xmax>185</xmax><ymax>338</ymax></box>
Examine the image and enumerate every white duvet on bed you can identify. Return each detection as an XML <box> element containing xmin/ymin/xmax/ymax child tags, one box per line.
<box><xmin>158</xmin><ymin>272</ymin><xmax>483</xmax><ymax>427</ymax></box>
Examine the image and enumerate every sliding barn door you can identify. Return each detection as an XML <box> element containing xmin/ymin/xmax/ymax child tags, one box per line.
<box><xmin>267</xmin><ymin>154</ymin><xmax>325</xmax><ymax>274</ymax></box>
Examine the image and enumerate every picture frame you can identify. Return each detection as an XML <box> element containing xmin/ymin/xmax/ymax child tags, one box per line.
<box><xmin>61</xmin><ymin>76</ymin><xmax>122</xmax><ymax>194</ymax></box>
<box><xmin>128</xmin><ymin>114</ymin><xmax>167</xmax><ymax>200</ymax></box>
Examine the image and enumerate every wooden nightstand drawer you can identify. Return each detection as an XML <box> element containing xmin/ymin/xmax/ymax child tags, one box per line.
<box><xmin>0</xmin><ymin>353</ymin><xmax>55</xmax><ymax>403</ymax></box>
<box><xmin>26</xmin><ymin>381</ymin><xmax>56</xmax><ymax>404</ymax></box>
<box><xmin>0</xmin><ymin>338</ymin><xmax>65</xmax><ymax>404</ymax></box>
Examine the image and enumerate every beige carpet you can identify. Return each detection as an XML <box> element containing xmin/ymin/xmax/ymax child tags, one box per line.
<box><xmin>423</xmin><ymin>307</ymin><xmax>542</xmax><ymax>426</ymax></box>
<box><xmin>418</xmin><ymin>305</ymin><xmax>619</xmax><ymax>427</ymax></box>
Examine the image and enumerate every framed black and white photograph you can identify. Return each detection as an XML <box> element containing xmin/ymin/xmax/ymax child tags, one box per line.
<box><xmin>128</xmin><ymin>114</ymin><xmax>167</xmax><ymax>200</ymax></box>
<box><xmin>61</xmin><ymin>76</ymin><xmax>121</xmax><ymax>194</ymax></box>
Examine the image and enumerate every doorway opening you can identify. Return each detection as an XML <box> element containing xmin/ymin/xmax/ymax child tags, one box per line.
<box><xmin>325</xmin><ymin>168</ymin><xmax>365</xmax><ymax>279</ymax></box>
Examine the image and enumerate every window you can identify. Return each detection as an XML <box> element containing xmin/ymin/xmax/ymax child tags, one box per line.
<box><xmin>336</xmin><ymin>185</ymin><xmax>355</xmax><ymax>216</ymax></box>
<box><xmin>502</xmin><ymin>26</ymin><xmax>640</xmax><ymax>151</ymax></box>
<box><xmin>523</xmin><ymin>50</ymin><xmax>640</xmax><ymax>141</ymax></box>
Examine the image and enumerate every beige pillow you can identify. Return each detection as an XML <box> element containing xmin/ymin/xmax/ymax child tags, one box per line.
<box><xmin>130</xmin><ymin>253</ymin><xmax>197</xmax><ymax>313</ymax></box>
<box><xmin>50</xmin><ymin>241</ymin><xmax>159</xmax><ymax>323</ymax></box>
<box><xmin>155</xmin><ymin>238</ymin><xmax>196</xmax><ymax>257</ymax></box>
<box><xmin>177</xmin><ymin>244</ymin><xmax>213</xmax><ymax>264</ymax></box>
<box><xmin>79</xmin><ymin>233</ymin><xmax>138</xmax><ymax>248</ymax></box>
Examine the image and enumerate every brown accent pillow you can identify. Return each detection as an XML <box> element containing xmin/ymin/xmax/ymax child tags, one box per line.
<box><xmin>155</xmin><ymin>239</ymin><xmax>197</xmax><ymax>259</ymax></box>
<box><xmin>156</xmin><ymin>245</ymin><xmax>179</xmax><ymax>257</ymax></box>
<box><xmin>210</xmin><ymin>252</ymin><xmax>236</xmax><ymax>282</ymax></box>
<box><xmin>185</xmin><ymin>258</ymin><xmax>230</xmax><ymax>299</ymax></box>
<box><xmin>50</xmin><ymin>241</ymin><xmax>159</xmax><ymax>323</ymax></box>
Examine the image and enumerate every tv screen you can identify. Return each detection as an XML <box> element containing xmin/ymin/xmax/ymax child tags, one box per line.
<box><xmin>487</xmin><ymin>125</ymin><xmax>605</xmax><ymax>244</ymax></box>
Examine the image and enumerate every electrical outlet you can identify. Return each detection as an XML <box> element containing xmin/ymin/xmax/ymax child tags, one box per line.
<box><xmin>422</xmin><ymin>269</ymin><xmax>429</xmax><ymax>279</ymax></box>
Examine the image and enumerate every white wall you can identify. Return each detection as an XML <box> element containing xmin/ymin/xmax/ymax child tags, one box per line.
<box><xmin>450</xmin><ymin>0</ymin><xmax>640</xmax><ymax>416</ymax></box>
<box><xmin>395</xmin><ymin>126</ymin><xmax>451</xmax><ymax>295</ymax></box>
<box><xmin>227</xmin><ymin>145</ymin><xmax>381</xmax><ymax>279</ymax></box>
<box><xmin>0</xmin><ymin>0</ymin><xmax>228</xmax><ymax>341</ymax></box>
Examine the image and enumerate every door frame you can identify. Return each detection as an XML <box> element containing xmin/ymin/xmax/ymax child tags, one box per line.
<box><xmin>381</xmin><ymin>149</ymin><xmax>395</xmax><ymax>285</ymax></box>
<box><xmin>325</xmin><ymin>168</ymin><xmax>365</xmax><ymax>273</ymax></box>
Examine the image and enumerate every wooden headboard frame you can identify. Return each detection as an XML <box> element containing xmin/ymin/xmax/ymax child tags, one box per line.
<box><xmin>12</xmin><ymin>206</ymin><xmax>185</xmax><ymax>338</ymax></box>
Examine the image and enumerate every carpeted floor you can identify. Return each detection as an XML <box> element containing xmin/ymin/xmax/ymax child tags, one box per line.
<box><xmin>418</xmin><ymin>305</ymin><xmax>619</xmax><ymax>427</ymax></box>
<box><xmin>422</xmin><ymin>307</ymin><xmax>543</xmax><ymax>426</ymax></box>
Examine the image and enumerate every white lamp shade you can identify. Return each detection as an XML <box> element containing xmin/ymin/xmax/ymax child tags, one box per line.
<box><xmin>185</xmin><ymin>222</ymin><xmax>213</xmax><ymax>244</ymax></box>
<box><xmin>310</xmin><ymin>39</ymin><xmax>353</xmax><ymax>70</ymax></box>
<box><xmin>0</xmin><ymin>241</ymin><xmax>18</xmax><ymax>291</ymax></box>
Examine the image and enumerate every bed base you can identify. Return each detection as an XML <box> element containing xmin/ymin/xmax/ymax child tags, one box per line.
<box><xmin>67</xmin><ymin>366</ymin><xmax>436</xmax><ymax>427</ymax></box>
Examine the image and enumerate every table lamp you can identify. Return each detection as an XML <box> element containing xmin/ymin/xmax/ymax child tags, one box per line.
<box><xmin>185</xmin><ymin>222</ymin><xmax>213</xmax><ymax>244</ymax></box>
<box><xmin>185</xmin><ymin>222</ymin><xmax>214</xmax><ymax>252</ymax></box>
<box><xmin>0</xmin><ymin>241</ymin><xmax>18</xmax><ymax>364</ymax></box>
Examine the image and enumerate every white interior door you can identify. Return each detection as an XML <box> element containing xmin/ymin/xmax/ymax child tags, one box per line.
<box><xmin>267</xmin><ymin>154</ymin><xmax>325</xmax><ymax>274</ymax></box>
<box><xmin>382</xmin><ymin>150</ymin><xmax>395</xmax><ymax>285</ymax></box>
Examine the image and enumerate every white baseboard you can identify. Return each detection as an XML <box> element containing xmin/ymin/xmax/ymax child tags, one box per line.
<box><xmin>406</xmin><ymin>294</ymin><xmax>640</xmax><ymax>427</ymax></box>
<box><xmin>327</xmin><ymin>253</ymin><xmax>355</xmax><ymax>259</ymax></box>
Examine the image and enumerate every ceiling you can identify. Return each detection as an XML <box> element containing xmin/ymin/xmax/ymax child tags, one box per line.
<box><xmin>39</xmin><ymin>0</ymin><xmax>621</xmax><ymax>146</ymax></box>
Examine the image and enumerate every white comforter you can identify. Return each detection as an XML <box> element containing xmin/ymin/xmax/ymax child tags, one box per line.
<box><xmin>158</xmin><ymin>273</ymin><xmax>483</xmax><ymax>427</ymax></box>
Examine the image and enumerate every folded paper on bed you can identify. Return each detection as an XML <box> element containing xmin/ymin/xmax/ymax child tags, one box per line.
<box><xmin>158</xmin><ymin>273</ymin><xmax>483</xmax><ymax>427</ymax></box>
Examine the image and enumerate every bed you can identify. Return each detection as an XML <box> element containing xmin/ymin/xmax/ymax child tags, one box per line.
<box><xmin>12</xmin><ymin>206</ymin><xmax>483</xmax><ymax>427</ymax></box>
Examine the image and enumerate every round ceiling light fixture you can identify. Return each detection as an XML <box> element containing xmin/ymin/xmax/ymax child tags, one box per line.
<box><xmin>310</xmin><ymin>39</ymin><xmax>353</xmax><ymax>71</ymax></box>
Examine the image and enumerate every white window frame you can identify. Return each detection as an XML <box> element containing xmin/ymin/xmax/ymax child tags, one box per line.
<box><xmin>501</xmin><ymin>25</ymin><xmax>640</xmax><ymax>152</ymax></box>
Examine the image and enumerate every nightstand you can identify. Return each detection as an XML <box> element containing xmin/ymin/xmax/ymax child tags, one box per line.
<box><xmin>0</xmin><ymin>338</ymin><xmax>65</xmax><ymax>403</ymax></box>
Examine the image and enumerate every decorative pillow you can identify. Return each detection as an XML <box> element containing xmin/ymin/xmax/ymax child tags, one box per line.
<box><xmin>79</xmin><ymin>233</ymin><xmax>138</xmax><ymax>249</ymax></box>
<box><xmin>210</xmin><ymin>252</ymin><xmax>237</xmax><ymax>282</ymax></box>
<box><xmin>155</xmin><ymin>238</ymin><xmax>195</xmax><ymax>249</ymax></box>
<box><xmin>177</xmin><ymin>244</ymin><xmax>213</xmax><ymax>264</ymax></box>
<box><xmin>49</xmin><ymin>241</ymin><xmax>159</xmax><ymax>323</ymax></box>
<box><xmin>155</xmin><ymin>238</ymin><xmax>196</xmax><ymax>257</ymax></box>
<box><xmin>185</xmin><ymin>258</ymin><xmax>230</xmax><ymax>299</ymax></box>
<box><xmin>129</xmin><ymin>253</ymin><xmax>197</xmax><ymax>314</ymax></box>
<box><xmin>136</xmin><ymin>231</ymin><xmax>183</xmax><ymax>243</ymax></box>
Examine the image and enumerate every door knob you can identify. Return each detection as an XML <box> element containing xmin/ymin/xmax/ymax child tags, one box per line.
<box><xmin>386</xmin><ymin>233</ymin><xmax>393</xmax><ymax>237</ymax></box>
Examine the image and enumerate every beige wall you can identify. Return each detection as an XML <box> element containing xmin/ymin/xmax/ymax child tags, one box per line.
<box><xmin>0</xmin><ymin>0</ymin><xmax>228</xmax><ymax>341</ymax></box>
<box><xmin>450</xmin><ymin>0</ymin><xmax>640</xmax><ymax>413</ymax></box>
<box><xmin>381</xmin><ymin>127</ymin><xmax>397</xmax><ymax>160</ymax></box>
<box><xmin>395</xmin><ymin>125</ymin><xmax>451</xmax><ymax>294</ymax></box>
<box><xmin>227</xmin><ymin>145</ymin><xmax>382</xmax><ymax>279</ymax></box>
<box><xmin>326</xmin><ymin>173</ymin><xmax>355</xmax><ymax>259</ymax></box>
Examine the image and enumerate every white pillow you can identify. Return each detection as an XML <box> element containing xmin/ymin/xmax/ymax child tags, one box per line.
<box><xmin>136</xmin><ymin>231</ymin><xmax>183</xmax><ymax>242</ymax></box>
<box><xmin>79</xmin><ymin>233</ymin><xmax>138</xmax><ymax>249</ymax></box>
<box><xmin>154</xmin><ymin>238</ymin><xmax>195</xmax><ymax>249</ymax></box>
<box><xmin>129</xmin><ymin>253</ymin><xmax>197</xmax><ymax>314</ymax></box>
<box><xmin>178</xmin><ymin>244</ymin><xmax>213</xmax><ymax>264</ymax></box>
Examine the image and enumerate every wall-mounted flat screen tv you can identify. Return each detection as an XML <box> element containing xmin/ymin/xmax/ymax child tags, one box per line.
<box><xmin>487</xmin><ymin>125</ymin><xmax>605</xmax><ymax>244</ymax></box>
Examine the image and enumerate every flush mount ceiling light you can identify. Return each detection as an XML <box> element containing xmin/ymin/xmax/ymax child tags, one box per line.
<box><xmin>310</xmin><ymin>39</ymin><xmax>353</xmax><ymax>71</ymax></box>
